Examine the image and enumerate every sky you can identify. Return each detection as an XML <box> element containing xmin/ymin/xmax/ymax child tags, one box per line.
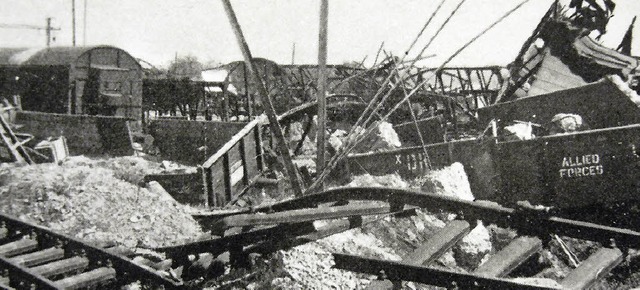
<box><xmin>1</xmin><ymin>0</ymin><xmax>639</xmax><ymax>69</ymax></box>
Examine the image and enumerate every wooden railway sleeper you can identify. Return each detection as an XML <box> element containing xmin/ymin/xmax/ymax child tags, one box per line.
<box><xmin>0</xmin><ymin>213</ymin><xmax>183</xmax><ymax>289</ymax></box>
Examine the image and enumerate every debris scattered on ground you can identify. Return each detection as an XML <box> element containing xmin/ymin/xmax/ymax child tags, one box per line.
<box><xmin>415</xmin><ymin>162</ymin><xmax>474</xmax><ymax>201</ymax></box>
<box><xmin>327</xmin><ymin>121</ymin><xmax>401</xmax><ymax>154</ymax></box>
<box><xmin>243</xmin><ymin>165</ymin><xmax>484</xmax><ymax>289</ymax></box>
<box><xmin>0</xmin><ymin>156</ymin><xmax>203</xmax><ymax>248</ymax></box>
<box><xmin>549</xmin><ymin>113</ymin><xmax>585</xmax><ymax>134</ymax></box>
<box><xmin>503</xmin><ymin>122</ymin><xmax>535</xmax><ymax>141</ymax></box>
<box><xmin>346</xmin><ymin>173</ymin><xmax>409</xmax><ymax>188</ymax></box>
<box><xmin>353</xmin><ymin>121</ymin><xmax>402</xmax><ymax>153</ymax></box>
<box><xmin>454</xmin><ymin>221</ymin><xmax>492</xmax><ymax>270</ymax></box>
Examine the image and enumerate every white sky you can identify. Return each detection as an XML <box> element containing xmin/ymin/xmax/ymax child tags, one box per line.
<box><xmin>1</xmin><ymin>0</ymin><xmax>639</xmax><ymax>68</ymax></box>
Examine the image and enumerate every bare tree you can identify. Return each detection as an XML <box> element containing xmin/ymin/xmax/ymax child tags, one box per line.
<box><xmin>168</xmin><ymin>55</ymin><xmax>204</xmax><ymax>80</ymax></box>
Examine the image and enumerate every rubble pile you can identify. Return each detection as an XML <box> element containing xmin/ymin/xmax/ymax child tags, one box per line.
<box><xmin>244</xmin><ymin>168</ymin><xmax>494</xmax><ymax>289</ymax></box>
<box><xmin>270</xmin><ymin>230</ymin><xmax>400</xmax><ymax>289</ymax></box>
<box><xmin>0</xmin><ymin>156</ymin><xmax>203</xmax><ymax>248</ymax></box>
<box><xmin>286</xmin><ymin>121</ymin><xmax>317</xmax><ymax>156</ymax></box>
<box><xmin>415</xmin><ymin>162</ymin><xmax>474</xmax><ymax>201</ymax></box>
<box><xmin>328</xmin><ymin>121</ymin><xmax>401</xmax><ymax>154</ymax></box>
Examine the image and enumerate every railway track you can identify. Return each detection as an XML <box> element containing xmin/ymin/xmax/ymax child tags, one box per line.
<box><xmin>0</xmin><ymin>213</ymin><xmax>182</xmax><ymax>290</ymax></box>
<box><xmin>161</xmin><ymin>187</ymin><xmax>640</xmax><ymax>289</ymax></box>
<box><xmin>3</xmin><ymin>186</ymin><xmax>639</xmax><ymax>289</ymax></box>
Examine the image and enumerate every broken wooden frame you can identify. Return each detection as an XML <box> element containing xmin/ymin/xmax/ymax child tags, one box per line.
<box><xmin>0</xmin><ymin>109</ymin><xmax>33</xmax><ymax>164</ymax></box>
<box><xmin>157</xmin><ymin>205</ymin><xmax>418</xmax><ymax>261</ymax></box>
<box><xmin>172</xmin><ymin>186</ymin><xmax>640</xmax><ymax>253</ymax></box>
<box><xmin>407</xmin><ymin>66</ymin><xmax>504</xmax><ymax>106</ymax></box>
<box><xmin>201</xmin><ymin>116</ymin><xmax>265</xmax><ymax>207</ymax></box>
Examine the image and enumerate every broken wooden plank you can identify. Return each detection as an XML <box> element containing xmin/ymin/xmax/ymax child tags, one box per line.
<box><xmin>474</xmin><ymin>236</ymin><xmax>542</xmax><ymax>277</ymax></box>
<box><xmin>9</xmin><ymin>247</ymin><xmax>65</xmax><ymax>267</ymax></box>
<box><xmin>219</xmin><ymin>202</ymin><xmax>393</xmax><ymax>228</ymax></box>
<box><xmin>0</xmin><ymin>239</ymin><xmax>38</xmax><ymax>257</ymax></box>
<box><xmin>31</xmin><ymin>257</ymin><xmax>89</xmax><ymax>278</ymax></box>
<box><xmin>257</xmin><ymin>187</ymin><xmax>640</xmax><ymax>249</ymax></box>
<box><xmin>559</xmin><ymin>247</ymin><xmax>623</xmax><ymax>290</ymax></box>
<box><xmin>54</xmin><ymin>267</ymin><xmax>116</xmax><ymax>289</ymax></box>
<box><xmin>406</xmin><ymin>220</ymin><xmax>471</xmax><ymax>265</ymax></box>
<box><xmin>366</xmin><ymin>219</ymin><xmax>471</xmax><ymax>289</ymax></box>
<box><xmin>316</xmin><ymin>0</ymin><xmax>329</xmax><ymax>180</ymax></box>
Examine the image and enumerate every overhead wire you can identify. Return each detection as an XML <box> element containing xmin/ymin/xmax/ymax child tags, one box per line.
<box><xmin>354</xmin><ymin>0</ymin><xmax>467</xmax><ymax>133</ymax></box>
<box><xmin>320</xmin><ymin>0</ymin><xmax>468</xmax><ymax>177</ymax></box>
<box><xmin>343</xmin><ymin>0</ymin><xmax>447</xmax><ymax>145</ymax></box>
<box><xmin>306</xmin><ymin>0</ymin><xmax>532</xmax><ymax>194</ymax></box>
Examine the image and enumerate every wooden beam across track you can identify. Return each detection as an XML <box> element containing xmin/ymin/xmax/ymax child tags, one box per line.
<box><xmin>156</xmin><ymin>222</ymin><xmax>317</xmax><ymax>259</ymax></box>
<box><xmin>473</xmin><ymin>236</ymin><xmax>543</xmax><ymax>278</ymax></box>
<box><xmin>559</xmin><ymin>248</ymin><xmax>623</xmax><ymax>290</ymax></box>
<box><xmin>160</xmin><ymin>206</ymin><xmax>420</xmax><ymax>260</ymax></box>
<box><xmin>366</xmin><ymin>219</ymin><xmax>471</xmax><ymax>289</ymax></box>
<box><xmin>249</xmin><ymin>187</ymin><xmax>640</xmax><ymax>248</ymax></box>
<box><xmin>217</xmin><ymin>202</ymin><xmax>397</xmax><ymax>229</ymax></box>
<box><xmin>156</xmin><ymin>185</ymin><xmax>638</xmax><ymax>288</ymax></box>
<box><xmin>247</xmin><ymin>208</ymin><xmax>420</xmax><ymax>256</ymax></box>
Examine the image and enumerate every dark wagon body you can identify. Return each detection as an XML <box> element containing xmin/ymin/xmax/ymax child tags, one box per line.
<box><xmin>346</xmin><ymin>77</ymin><xmax>640</xmax><ymax>210</ymax></box>
<box><xmin>0</xmin><ymin>46</ymin><xmax>143</xmax><ymax>120</ymax></box>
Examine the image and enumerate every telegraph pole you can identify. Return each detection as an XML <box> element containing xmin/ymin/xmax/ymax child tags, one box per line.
<box><xmin>316</xmin><ymin>0</ymin><xmax>329</xmax><ymax>183</ymax></box>
<box><xmin>46</xmin><ymin>17</ymin><xmax>52</xmax><ymax>47</ymax></box>
<box><xmin>83</xmin><ymin>0</ymin><xmax>87</xmax><ymax>45</ymax></box>
<box><xmin>72</xmin><ymin>0</ymin><xmax>76</xmax><ymax>46</ymax></box>
<box><xmin>0</xmin><ymin>18</ymin><xmax>60</xmax><ymax>47</ymax></box>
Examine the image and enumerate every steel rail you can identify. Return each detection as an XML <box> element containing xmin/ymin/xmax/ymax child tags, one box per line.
<box><xmin>248</xmin><ymin>187</ymin><xmax>640</xmax><ymax>248</ymax></box>
<box><xmin>333</xmin><ymin>253</ymin><xmax>560</xmax><ymax>290</ymax></box>
<box><xmin>0</xmin><ymin>213</ymin><xmax>182</xmax><ymax>289</ymax></box>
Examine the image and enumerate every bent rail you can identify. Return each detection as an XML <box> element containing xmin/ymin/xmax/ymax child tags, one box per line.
<box><xmin>245</xmin><ymin>187</ymin><xmax>640</xmax><ymax>248</ymax></box>
<box><xmin>201</xmin><ymin>115</ymin><xmax>266</xmax><ymax>207</ymax></box>
<box><xmin>160</xmin><ymin>186</ymin><xmax>639</xmax><ymax>289</ymax></box>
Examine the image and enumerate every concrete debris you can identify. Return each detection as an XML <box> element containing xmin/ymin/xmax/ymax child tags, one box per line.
<box><xmin>549</xmin><ymin>113</ymin><xmax>584</xmax><ymax>134</ymax></box>
<box><xmin>416</xmin><ymin>162</ymin><xmax>474</xmax><ymax>201</ymax></box>
<box><xmin>454</xmin><ymin>221</ymin><xmax>492</xmax><ymax>271</ymax></box>
<box><xmin>328</xmin><ymin>121</ymin><xmax>401</xmax><ymax>154</ymax></box>
<box><xmin>346</xmin><ymin>173</ymin><xmax>409</xmax><ymax>188</ymax></box>
<box><xmin>273</xmin><ymin>242</ymin><xmax>371</xmax><ymax>290</ymax></box>
<box><xmin>353</xmin><ymin>121</ymin><xmax>401</xmax><ymax>153</ymax></box>
<box><xmin>328</xmin><ymin>129</ymin><xmax>348</xmax><ymax>152</ymax></box>
<box><xmin>503</xmin><ymin>122</ymin><xmax>535</xmax><ymax>141</ymax></box>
